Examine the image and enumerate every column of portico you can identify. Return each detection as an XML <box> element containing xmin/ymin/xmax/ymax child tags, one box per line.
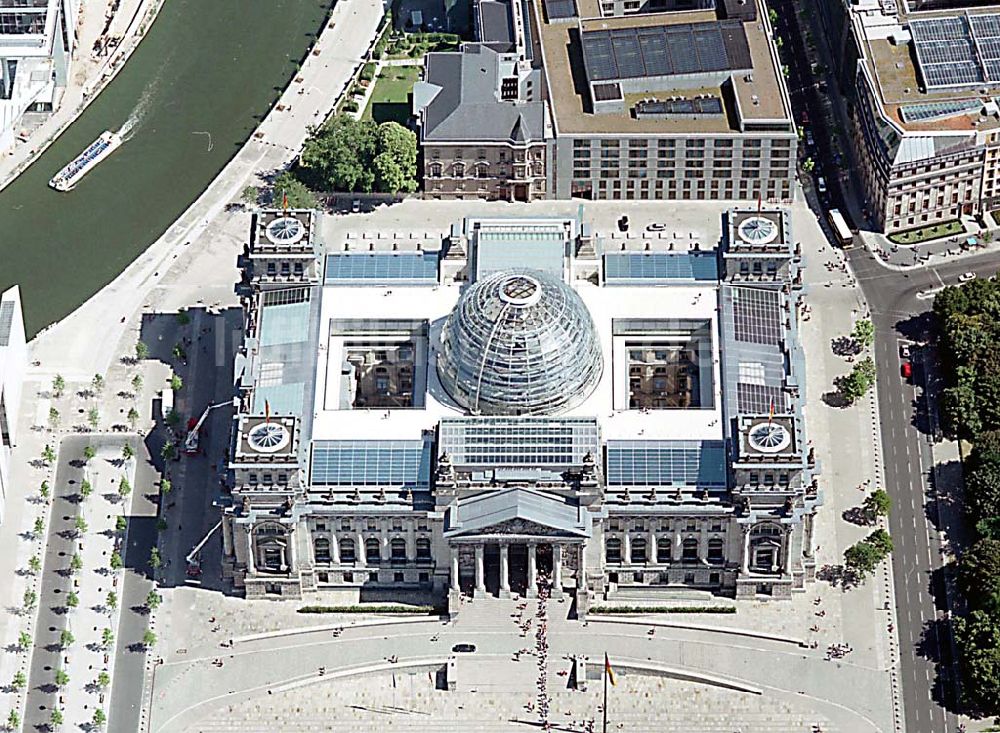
<box><xmin>648</xmin><ymin>529</ymin><xmax>656</xmax><ymax>563</ymax></box>
<box><xmin>331</xmin><ymin>533</ymin><xmax>340</xmax><ymax>564</ymax></box>
<box><xmin>357</xmin><ymin>530</ymin><xmax>367</xmax><ymax>568</ymax></box>
<box><xmin>450</xmin><ymin>546</ymin><xmax>460</xmax><ymax>591</ymax></box>
<box><xmin>499</xmin><ymin>542</ymin><xmax>511</xmax><ymax>598</ymax></box>
<box><xmin>284</xmin><ymin>529</ymin><xmax>295</xmax><ymax>572</ymax></box>
<box><xmin>552</xmin><ymin>544</ymin><xmax>563</xmax><ymax>597</ymax></box>
<box><xmin>577</xmin><ymin>541</ymin><xmax>587</xmax><ymax>588</ymax></box>
<box><xmin>527</xmin><ymin>542</ymin><xmax>538</xmax><ymax>597</ymax></box>
<box><xmin>741</xmin><ymin>530</ymin><xmax>751</xmax><ymax>573</ymax></box>
<box><xmin>623</xmin><ymin>532</ymin><xmax>631</xmax><ymax>566</ymax></box>
<box><xmin>245</xmin><ymin>530</ymin><xmax>256</xmax><ymax>574</ymax></box>
<box><xmin>474</xmin><ymin>543</ymin><xmax>486</xmax><ymax>596</ymax></box>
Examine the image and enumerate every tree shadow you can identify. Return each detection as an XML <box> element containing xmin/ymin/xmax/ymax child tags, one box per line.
<box><xmin>913</xmin><ymin>598</ymin><xmax>961</xmax><ymax>714</ymax></box>
<box><xmin>822</xmin><ymin>389</ymin><xmax>851</xmax><ymax>408</ymax></box>
<box><xmin>841</xmin><ymin>506</ymin><xmax>872</xmax><ymax>526</ymax></box>
<box><xmin>831</xmin><ymin>336</ymin><xmax>861</xmax><ymax>357</ymax></box>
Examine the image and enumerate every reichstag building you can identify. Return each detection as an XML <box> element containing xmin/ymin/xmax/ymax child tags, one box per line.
<box><xmin>222</xmin><ymin>208</ymin><xmax>820</xmax><ymax>614</ymax></box>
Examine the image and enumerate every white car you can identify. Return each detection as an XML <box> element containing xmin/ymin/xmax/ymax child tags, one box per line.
<box><xmin>959</xmin><ymin>272</ymin><xmax>977</xmax><ymax>283</ymax></box>
<box><xmin>816</xmin><ymin>177</ymin><xmax>827</xmax><ymax>194</ymax></box>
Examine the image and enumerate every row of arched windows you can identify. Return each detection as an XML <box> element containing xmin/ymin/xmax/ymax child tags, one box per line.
<box><xmin>313</xmin><ymin>537</ymin><xmax>432</xmax><ymax>564</ymax></box>
<box><xmin>606</xmin><ymin>537</ymin><xmax>725</xmax><ymax>565</ymax></box>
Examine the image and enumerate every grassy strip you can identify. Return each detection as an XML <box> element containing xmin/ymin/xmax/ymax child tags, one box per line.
<box><xmin>887</xmin><ymin>220</ymin><xmax>963</xmax><ymax>245</ymax></box>
<box><xmin>297</xmin><ymin>604</ymin><xmax>439</xmax><ymax>614</ymax></box>
<box><xmin>591</xmin><ymin>605</ymin><xmax>736</xmax><ymax>614</ymax></box>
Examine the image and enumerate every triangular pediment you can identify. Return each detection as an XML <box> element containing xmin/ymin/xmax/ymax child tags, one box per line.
<box><xmin>452</xmin><ymin>517</ymin><xmax>576</xmax><ymax>538</ymax></box>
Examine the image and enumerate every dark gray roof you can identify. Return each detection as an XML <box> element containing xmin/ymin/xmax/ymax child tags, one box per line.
<box><xmin>444</xmin><ymin>488</ymin><xmax>590</xmax><ymax>537</ymax></box>
<box><xmin>477</xmin><ymin>0</ymin><xmax>515</xmax><ymax>52</ymax></box>
<box><xmin>418</xmin><ymin>46</ymin><xmax>546</xmax><ymax>143</ymax></box>
<box><xmin>0</xmin><ymin>301</ymin><xmax>13</xmax><ymax>347</ymax></box>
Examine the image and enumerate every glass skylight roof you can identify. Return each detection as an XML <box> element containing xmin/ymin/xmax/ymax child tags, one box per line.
<box><xmin>603</xmin><ymin>252</ymin><xmax>718</xmax><ymax>283</ymax></box>
<box><xmin>310</xmin><ymin>440</ymin><xmax>432</xmax><ymax>486</ymax></box>
<box><xmin>605</xmin><ymin>440</ymin><xmax>728</xmax><ymax>487</ymax></box>
<box><xmin>325</xmin><ymin>253</ymin><xmax>439</xmax><ymax>285</ymax></box>
<box><xmin>439</xmin><ymin>417</ymin><xmax>600</xmax><ymax>467</ymax></box>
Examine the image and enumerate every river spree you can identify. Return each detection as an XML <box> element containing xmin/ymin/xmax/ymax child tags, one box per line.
<box><xmin>0</xmin><ymin>0</ymin><xmax>334</xmax><ymax>337</ymax></box>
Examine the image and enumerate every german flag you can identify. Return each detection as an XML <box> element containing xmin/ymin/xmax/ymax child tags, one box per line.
<box><xmin>604</xmin><ymin>653</ymin><xmax>616</xmax><ymax>686</ymax></box>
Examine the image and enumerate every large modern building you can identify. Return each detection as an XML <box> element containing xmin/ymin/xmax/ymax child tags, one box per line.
<box><xmin>414</xmin><ymin>0</ymin><xmax>798</xmax><ymax>202</ymax></box>
<box><xmin>0</xmin><ymin>0</ymin><xmax>81</xmax><ymax>153</ymax></box>
<box><xmin>0</xmin><ymin>286</ymin><xmax>27</xmax><ymax>526</ymax></box>
<box><xmin>222</xmin><ymin>208</ymin><xmax>820</xmax><ymax>610</ymax></box>
<box><xmin>849</xmin><ymin>0</ymin><xmax>1000</xmax><ymax>233</ymax></box>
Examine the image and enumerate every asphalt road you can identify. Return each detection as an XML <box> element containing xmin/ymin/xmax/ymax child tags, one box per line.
<box><xmin>849</xmin><ymin>246</ymin><xmax>1000</xmax><ymax>733</ymax></box>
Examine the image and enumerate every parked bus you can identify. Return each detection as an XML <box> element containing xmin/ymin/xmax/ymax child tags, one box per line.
<box><xmin>828</xmin><ymin>208</ymin><xmax>854</xmax><ymax>248</ymax></box>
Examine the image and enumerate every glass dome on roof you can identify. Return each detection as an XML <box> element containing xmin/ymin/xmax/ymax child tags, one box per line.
<box><xmin>437</xmin><ymin>269</ymin><xmax>604</xmax><ymax>416</ymax></box>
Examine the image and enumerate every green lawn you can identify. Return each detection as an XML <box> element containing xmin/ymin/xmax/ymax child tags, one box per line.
<box><xmin>363</xmin><ymin>65</ymin><xmax>421</xmax><ymax>126</ymax></box>
<box><xmin>887</xmin><ymin>219</ymin><xmax>964</xmax><ymax>245</ymax></box>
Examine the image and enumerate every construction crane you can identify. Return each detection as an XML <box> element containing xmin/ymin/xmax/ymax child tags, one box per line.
<box><xmin>183</xmin><ymin>400</ymin><xmax>232</xmax><ymax>455</ymax></box>
<box><xmin>185</xmin><ymin>520</ymin><xmax>222</xmax><ymax>581</ymax></box>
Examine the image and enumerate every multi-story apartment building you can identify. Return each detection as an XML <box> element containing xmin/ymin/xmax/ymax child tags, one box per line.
<box><xmin>849</xmin><ymin>0</ymin><xmax>1000</xmax><ymax>233</ymax></box>
<box><xmin>414</xmin><ymin>0</ymin><xmax>798</xmax><ymax>202</ymax></box>
<box><xmin>0</xmin><ymin>0</ymin><xmax>81</xmax><ymax>153</ymax></box>
<box><xmin>222</xmin><ymin>207</ymin><xmax>822</xmax><ymax>609</ymax></box>
<box><xmin>0</xmin><ymin>286</ymin><xmax>26</xmax><ymax>526</ymax></box>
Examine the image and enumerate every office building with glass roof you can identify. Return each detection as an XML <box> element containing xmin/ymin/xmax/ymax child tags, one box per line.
<box><xmin>223</xmin><ymin>209</ymin><xmax>820</xmax><ymax>609</ymax></box>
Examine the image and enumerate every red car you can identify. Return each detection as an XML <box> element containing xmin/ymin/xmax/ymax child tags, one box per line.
<box><xmin>901</xmin><ymin>362</ymin><xmax>912</xmax><ymax>380</ymax></box>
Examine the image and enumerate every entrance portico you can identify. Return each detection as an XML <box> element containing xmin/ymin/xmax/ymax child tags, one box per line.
<box><xmin>444</xmin><ymin>488</ymin><xmax>590</xmax><ymax>599</ymax></box>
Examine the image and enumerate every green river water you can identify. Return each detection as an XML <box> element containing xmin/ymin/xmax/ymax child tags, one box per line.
<box><xmin>0</xmin><ymin>0</ymin><xmax>334</xmax><ymax>337</ymax></box>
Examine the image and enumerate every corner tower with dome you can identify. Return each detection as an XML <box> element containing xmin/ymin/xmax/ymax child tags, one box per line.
<box><xmin>223</xmin><ymin>208</ymin><xmax>820</xmax><ymax>610</ymax></box>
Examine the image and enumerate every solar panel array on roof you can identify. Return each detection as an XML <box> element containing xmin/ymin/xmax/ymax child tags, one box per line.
<box><xmin>0</xmin><ymin>301</ymin><xmax>13</xmax><ymax>347</ymax></box>
<box><xmin>737</xmin><ymin>382</ymin><xmax>787</xmax><ymax>414</ymax></box>
<box><xmin>325</xmin><ymin>252</ymin><xmax>439</xmax><ymax>285</ymax></box>
<box><xmin>606</xmin><ymin>440</ymin><xmax>728</xmax><ymax>487</ymax></box>
<box><xmin>311</xmin><ymin>439</ymin><xmax>432</xmax><ymax>486</ymax></box>
<box><xmin>899</xmin><ymin>99</ymin><xmax>982</xmax><ymax>123</ymax></box>
<box><xmin>911</xmin><ymin>13</ymin><xmax>1000</xmax><ymax>89</ymax></box>
<box><xmin>581</xmin><ymin>21</ymin><xmax>751</xmax><ymax>83</ymax></box>
<box><xmin>592</xmin><ymin>82</ymin><xmax>622</xmax><ymax>101</ymax></box>
<box><xmin>634</xmin><ymin>96</ymin><xmax>724</xmax><ymax>118</ymax></box>
<box><xmin>603</xmin><ymin>252</ymin><xmax>719</xmax><ymax>282</ymax></box>
<box><xmin>731</xmin><ymin>287</ymin><xmax>782</xmax><ymax>345</ymax></box>
<box><xmin>543</xmin><ymin>0</ymin><xmax>576</xmax><ymax>19</ymax></box>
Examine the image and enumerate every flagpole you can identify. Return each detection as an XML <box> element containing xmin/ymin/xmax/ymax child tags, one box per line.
<box><xmin>602</xmin><ymin>653</ymin><xmax>608</xmax><ymax>733</ymax></box>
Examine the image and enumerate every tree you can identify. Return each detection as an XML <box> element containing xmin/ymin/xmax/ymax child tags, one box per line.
<box><xmin>844</xmin><ymin>540</ymin><xmax>882</xmax><ymax>578</ymax></box>
<box><xmin>22</xmin><ymin>589</ymin><xmax>36</xmax><ymax>610</ymax></box>
<box><xmin>39</xmin><ymin>480</ymin><xmax>49</xmax><ymax>500</ymax></box>
<box><xmin>160</xmin><ymin>478</ymin><xmax>172</xmax><ymax>495</ymax></box>
<box><xmin>59</xmin><ymin>629</ymin><xmax>74</xmax><ymax>647</ymax></box>
<box><xmin>802</xmin><ymin>158</ymin><xmax>815</xmax><ymax>172</ymax></box>
<box><xmin>867</xmin><ymin>528</ymin><xmax>894</xmax><ymax>556</ymax></box>
<box><xmin>122</xmin><ymin>443</ymin><xmax>135</xmax><ymax>461</ymax></box>
<box><xmin>106</xmin><ymin>592</ymin><xmax>117</xmax><ymax>612</ymax></box>
<box><xmin>88</xmin><ymin>407</ymin><xmax>100</xmax><ymax>430</ymax></box>
<box><xmin>52</xmin><ymin>374</ymin><xmax>65</xmax><ymax>397</ymax></box>
<box><xmin>118</xmin><ymin>476</ymin><xmax>132</xmax><ymax>498</ymax></box>
<box><xmin>156</xmin><ymin>518</ymin><xmax>168</xmax><ymax>532</ymax></box>
<box><xmin>165</xmin><ymin>410</ymin><xmax>181</xmax><ymax>428</ymax></box>
<box><xmin>28</xmin><ymin>555</ymin><xmax>40</xmax><ymax>574</ymax></box>
<box><xmin>863</xmin><ymin>489</ymin><xmax>892</xmax><ymax>523</ymax></box>
<box><xmin>70</xmin><ymin>553</ymin><xmax>83</xmax><ymax>572</ymax></box>
<box><xmin>959</xmin><ymin>539</ymin><xmax>1000</xmax><ymax>614</ymax></box>
<box><xmin>768</xmin><ymin>7</ymin><xmax>778</xmax><ymax>23</ymax></box>
<box><xmin>146</xmin><ymin>590</ymin><xmax>162</xmax><ymax>610</ymax></box>
<box><xmin>102</xmin><ymin>628</ymin><xmax>115</xmax><ymax>650</ymax></box>
<box><xmin>161</xmin><ymin>442</ymin><xmax>176</xmax><ymax>461</ymax></box>
<box><xmin>80</xmin><ymin>479</ymin><xmax>92</xmax><ymax>499</ymax></box>
<box><xmin>48</xmin><ymin>406</ymin><xmax>60</xmax><ymax>430</ymax></box>
<box><xmin>41</xmin><ymin>444</ymin><xmax>56</xmax><ymax>464</ymax></box>
<box><xmin>142</xmin><ymin>629</ymin><xmax>157</xmax><ymax>648</ymax></box>
<box><xmin>115</xmin><ymin>515</ymin><xmax>127</xmax><ymax>533</ymax></box>
<box><xmin>272</xmin><ymin>171</ymin><xmax>318</xmax><ymax>209</ymax></box>
<box><xmin>839</xmin><ymin>357</ymin><xmax>877</xmax><ymax>403</ymax></box>
<box><xmin>33</xmin><ymin>517</ymin><xmax>44</xmax><ymax>536</ymax></box>
<box><xmin>176</xmin><ymin>309</ymin><xmax>191</xmax><ymax>326</ymax></box>
<box><xmin>83</xmin><ymin>444</ymin><xmax>96</xmax><ymax>462</ymax></box>
<box><xmin>372</xmin><ymin>152</ymin><xmax>406</xmax><ymax>194</ymax></box>
<box><xmin>110</xmin><ymin>550</ymin><xmax>123</xmax><ymax>570</ymax></box>
<box><xmin>92</xmin><ymin>373</ymin><xmax>105</xmax><ymax>394</ymax></box>
<box><xmin>851</xmin><ymin>319</ymin><xmax>875</xmax><ymax>349</ymax></box>
<box><xmin>127</xmin><ymin>406</ymin><xmax>140</xmax><ymax>430</ymax></box>
<box><xmin>93</xmin><ymin>708</ymin><xmax>107</xmax><ymax>727</ymax></box>
<box><xmin>11</xmin><ymin>671</ymin><xmax>25</xmax><ymax>690</ymax></box>
<box><xmin>131</xmin><ymin>373</ymin><xmax>143</xmax><ymax>394</ymax></box>
<box><xmin>376</xmin><ymin>121</ymin><xmax>417</xmax><ymax>189</ymax></box>
<box><xmin>955</xmin><ymin>608</ymin><xmax>1000</xmax><ymax>715</ymax></box>
<box><xmin>96</xmin><ymin>670</ymin><xmax>111</xmax><ymax>688</ymax></box>
<box><xmin>170</xmin><ymin>373</ymin><xmax>183</xmax><ymax>392</ymax></box>
<box><xmin>49</xmin><ymin>708</ymin><xmax>63</xmax><ymax>728</ymax></box>
<box><xmin>172</xmin><ymin>343</ymin><xmax>186</xmax><ymax>361</ymax></box>
<box><xmin>74</xmin><ymin>516</ymin><xmax>88</xmax><ymax>535</ymax></box>
<box><xmin>18</xmin><ymin>631</ymin><xmax>31</xmax><ymax>650</ymax></box>
<box><xmin>134</xmin><ymin>340</ymin><xmax>149</xmax><ymax>361</ymax></box>
<box><xmin>241</xmin><ymin>184</ymin><xmax>259</xmax><ymax>207</ymax></box>
<box><xmin>54</xmin><ymin>668</ymin><xmax>69</xmax><ymax>686</ymax></box>
<box><xmin>299</xmin><ymin>115</ymin><xmax>378</xmax><ymax>192</ymax></box>
<box><xmin>65</xmin><ymin>592</ymin><xmax>79</xmax><ymax>609</ymax></box>
<box><xmin>8</xmin><ymin>710</ymin><xmax>20</xmax><ymax>729</ymax></box>
<box><xmin>149</xmin><ymin>548</ymin><xmax>162</xmax><ymax>570</ymax></box>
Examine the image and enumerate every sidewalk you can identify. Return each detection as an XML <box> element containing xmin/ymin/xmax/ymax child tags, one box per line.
<box><xmin>0</xmin><ymin>0</ymin><xmax>163</xmax><ymax>192</ymax></box>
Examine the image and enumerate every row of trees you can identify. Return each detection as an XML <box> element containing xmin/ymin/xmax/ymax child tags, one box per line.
<box><xmin>933</xmin><ymin>277</ymin><xmax>1000</xmax><ymax>714</ymax></box>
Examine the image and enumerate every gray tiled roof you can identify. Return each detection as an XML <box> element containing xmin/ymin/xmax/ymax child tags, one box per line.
<box><xmin>444</xmin><ymin>488</ymin><xmax>589</xmax><ymax>537</ymax></box>
<box><xmin>418</xmin><ymin>45</ymin><xmax>546</xmax><ymax>143</ymax></box>
<box><xmin>477</xmin><ymin>0</ymin><xmax>515</xmax><ymax>52</ymax></box>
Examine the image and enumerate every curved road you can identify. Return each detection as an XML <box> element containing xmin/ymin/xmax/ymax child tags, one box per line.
<box><xmin>149</xmin><ymin>615</ymin><xmax>892</xmax><ymax>733</ymax></box>
<box><xmin>849</xmin><ymin>245</ymin><xmax>1000</xmax><ymax>733</ymax></box>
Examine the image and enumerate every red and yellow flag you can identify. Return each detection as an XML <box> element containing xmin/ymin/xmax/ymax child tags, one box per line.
<box><xmin>282</xmin><ymin>191</ymin><xmax>289</xmax><ymax>213</ymax></box>
<box><xmin>264</xmin><ymin>399</ymin><xmax>271</xmax><ymax>423</ymax></box>
<box><xmin>604</xmin><ymin>653</ymin><xmax>616</xmax><ymax>686</ymax></box>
